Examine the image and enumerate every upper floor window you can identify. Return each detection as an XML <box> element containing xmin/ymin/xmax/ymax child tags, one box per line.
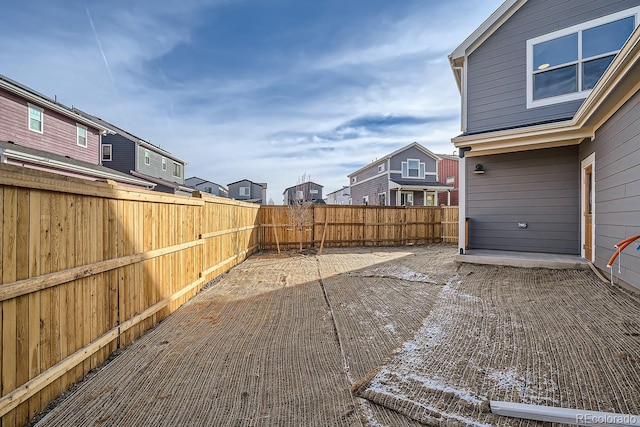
<box><xmin>76</xmin><ymin>125</ymin><xmax>87</xmax><ymax>147</ymax></box>
<box><xmin>378</xmin><ymin>164</ymin><xmax>385</xmax><ymax>173</ymax></box>
<box><xmin>28</xmin><ymin>104</ymin><xmax>43</xmax><ymax>133</ymax></box>
<box><xmin>144</xmin><ymin>149</ymin><xmax>150</xmax><ymax>165</ymax></box>
<box><xmin>527</xmin><ymin>8</ymin><xmax>639</xmax><ymax>108</ymax></box>
<box><xmin>295</xmin><ymin>190</ymin><xmax>304</xmax><ymax>200</ymax></box>
<box><xmin>310</xmin><ymin>189</ymin><xmax>318</xmax><ymax>194</ymax></box>
<box><xmin>402</xmin><ymin>159</ymin><xmax>425</xmax><ymax>178</ymax></box>
<box><xmin>102</xmin><ymin>144</ymin><xmax>112</xmax><ymax>162</ymax></box>
<box><xmin>352</xmin><ymin>177</ymin><xmax>357</xmax><ymax>184</ymax></box>
<box><xmin>173</xmin><ymin>162</ymin><xmax>181</xmax><ymax>178</ymax></box>
<box><xmin>239</xmin><ymin>186</ymin><xmax>250</xmax><ymax>196</ymax></box>
<box><xmin>162</xmin><ymin>157</ymin><xmax>167</xmax><ymax>171</ymax></box>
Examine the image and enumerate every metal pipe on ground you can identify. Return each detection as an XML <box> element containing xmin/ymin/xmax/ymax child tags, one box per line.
<box><xmin>490</xmin><ymin>401</ymin><xmax>640</xmax><ymax>426</ymax></box>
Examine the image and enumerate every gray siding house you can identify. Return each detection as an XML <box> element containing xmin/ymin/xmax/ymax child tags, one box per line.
<box><xmin>348</xmin><ymin>142</ymin><xmax>452</xmax><ymax>206</ymax></box>
<box><xmin>283</xmin><ymin>181</ymin><xmax>324</xmax><ymax>205</ymax></box>
<box><xmin>185</xmin><ymin>177</ymin><xmax>228</xmax><ymax>198</ymax></box>
<box><xmin>74</xmin><ymin>109</ymin><xmax>192</xmax><ymax>196</ymax></box>
<box><xmin>450</xmin><ymin>0</ymin><xmax>640</xmax><ymax>289</ymax></box>
<box><xmin>228</xmin><ymin>179</ymin><xmax>267</xmax><ymax>204</ymax></box>
<box><xmin>325</xmin><ymin>186</ymin><xmax>351</xmax><ymax>205</ymax></box>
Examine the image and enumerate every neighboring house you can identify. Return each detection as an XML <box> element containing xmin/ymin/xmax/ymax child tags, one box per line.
<box><xmin>0</xmin><ymin>75</ymin><xmax>154</xmax><ymax>189</ymax></box>
<box><xmin>325</xmin><ymin>186</ymin><xmax>351</xmax><ymax>205</ymax></box>
<box><xmin>75</xmin><ymin>110</ymin><xmax>192</xmax><ymax>196</ymax></box>
<box><xmin>436</xmin><ymin>154</ymin><xmax>459</xmax><ymax>206</ymax></box>
<box><xmin>348</xmin><ymin>142</ymin><xmax>453</xmax><ymax>206</ymax></box>
<box><xmin>228</xmin><ymin>179</ymin><xmax>267</xmax><ymax>204</ymax></box>
<box><xmin>283</xmin><ymin>181</ymin><xmax>324</xmax><ymax>205</ymax></box>
<box><xmin>449</xmin><ymin>0</ymin><xmax>640</xmax><ymax>289</ymax></box>
<box><xmin>185</xmin><ymin>177</ymin><xmax>228</xmax><ymax>198</ymax></box>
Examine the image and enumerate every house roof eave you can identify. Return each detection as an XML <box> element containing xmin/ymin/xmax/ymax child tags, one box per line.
<box><xmin>0</xmin><ymin>76</ymin><xmax>112</xmax><ymax>134</ymax></box>
<box><xmin>449</xmin><ymin>0</ymin><xmax>528</xmax><ymax>62</ymax></box>
<box><xmin>451</xmin><ymin>26</ymin><xmax>640</xmax><ymax>157</ymax></box>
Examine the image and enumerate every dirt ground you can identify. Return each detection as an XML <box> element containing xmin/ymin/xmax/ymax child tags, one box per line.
<box><xmin>32</xmin><ymin>244</ymin><xmax>640</xmax><ymax>426</ymax></box>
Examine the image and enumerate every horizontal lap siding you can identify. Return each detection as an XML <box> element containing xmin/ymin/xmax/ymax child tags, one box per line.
<box><xmin>350</xmin><ymin>174</ymin><xmax>388</xmax><ymax>205</ymax></box>
<box><xmin>102</xmin><ymin>135</ymin><xmax>135</xmax><ymax>174</ymax></box>
<box><xmin>466</xmin><ymin>146</ymin><xmax>579</xmax><ymax>254</ymax></box>
<box><xmin>0</xmin><ymin>90</ymin><xmax>100</xmax><ymax>164</ymax></box>
<box><xmin>0</xmin><ymin>164</ymin><xmax>261</xmax><ymax>426</ymax></box>
<box><xmin>137</xmin><ymin>145</ymin><xmax>183</xmax><ymax>184</ymax></box>
<box><xmin>581</xmin><ymin>90</ymin><xmax>640</xmax><ymax>286</ymax></box>
<box><xmin>466</xmin><ymin>0</ymin><xmax>640</xmax><ymax>134</ymax></box>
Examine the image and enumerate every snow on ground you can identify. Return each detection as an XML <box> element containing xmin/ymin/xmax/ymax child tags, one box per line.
<box><xmin>354</xmin><ymin>264</ymin><xmax>640</xmax><ymax>426</ymax></box>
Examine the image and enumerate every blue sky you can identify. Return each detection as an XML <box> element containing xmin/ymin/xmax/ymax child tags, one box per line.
<box><xmin>0</xmin><ymin>0</ymin><xmax>504</xmax><ymax>202</ymax></box>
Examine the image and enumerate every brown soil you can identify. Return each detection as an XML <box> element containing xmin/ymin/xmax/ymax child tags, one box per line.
<box><xmin>32</xmin><ymin>245</ymin><xmax>640</xmax><ymax>426</ymax></box>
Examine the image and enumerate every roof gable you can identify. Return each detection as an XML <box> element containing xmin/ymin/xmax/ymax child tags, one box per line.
<box><xmin>449</xmin><ymin>0</ymin><xmax>527</xmax><ymax>90</ymax></box>
<box><xmin>348</xmin><ymin>142</ymin><xmax>441</xmax><ymax>177</ymax></box>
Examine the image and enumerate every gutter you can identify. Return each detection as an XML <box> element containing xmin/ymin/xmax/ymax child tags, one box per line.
<box><xmin>3</xmin><ymin>149</ymin><xmax>156</xmax><ymax>189</ymax></box>
<box><xmin>0</xmin><ymin>79</ymin><xmax>112</xmax><ymax>134</ymax></box>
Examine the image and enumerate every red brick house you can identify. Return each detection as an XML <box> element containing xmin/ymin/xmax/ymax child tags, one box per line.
<box><xmin>436</xmin><ymin>154</ymin><xmax>459</xmax><ymax>206</ymax></box>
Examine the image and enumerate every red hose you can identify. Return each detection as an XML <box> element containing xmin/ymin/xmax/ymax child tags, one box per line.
<box><xmin>607</xmin><ymin>233</ymin><xmax>640</xmax><ymax>267</ymax></box>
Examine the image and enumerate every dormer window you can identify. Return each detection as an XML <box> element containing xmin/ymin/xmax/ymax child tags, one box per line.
<box><xmin>402</xmin><ymin>159</ymin><xmax>425</xmax><ymax>178</ymax></box>
<box><xmin>527</xmin><ymin>8</ymin><xmax>639</xmax><ymax>108</ymax></box>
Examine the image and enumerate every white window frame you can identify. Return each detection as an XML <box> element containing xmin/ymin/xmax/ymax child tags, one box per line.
<box><xmin>352</xmin><ymin>176</ymin><xmax>357</xmax><ymax>184</ymax></box>
<box><xmin>362</xmin><ymin>195</ymin><xmax>369</xmax><ymax>205</ymax></box>
<box><xmin>172</xmin><ymin>162</ymin><xmax>181</xmax><ymax>178</ymax></box>
<box><xmin>144</xmin><ymin>149</ymin><xmax>150</xmax><ymax>166</ymax></box>
<box><xmin>526</xmin><ymin>7</ymin><xmax>640</xmax><ymax>109</ymax></box>
<box><xmin>378</xmin><ymin>164</ymin><xmax>385</xmax><ymax>173</ymax></box>
<box><xmin>310</xmin><ymin>189</ymin><xmax>318</xmax><ymax>194</ymax></box>
<box><xmin>401</xmin><ymin>192</ymin><xmax>414</xmax><ymax>206</ymax></box>
<box><xmin>378</xmin><ymin>192</ymin><xmax>386</xmax><ymax>206</ymax></box>
<box><xmin>101</xmin><ymin>144</ymin><xmax>112</xmax><ymax>162</ymax></box>
<box><xmin>401</xmin><ymin>159</ymin><xmax>425</xmax><ymax>179</ymax></box>
<box><xmin>162</xmin><ymin>157</ymin><xmax>167</xmax><ymax>171</ymax></box>
<box><xmin>28</xmin><ymin>104</ymin><xmax>43</xmax><ymax>133</ymax></box>
<box><xmin>76</xmin><ymin>124</ymin><xmax>88</xmax><ymax>147</ymax></box>
<box><xmin>239</xmin><ymin>186</ymin><xmax>250</xmax><ymax>197</ymax></box>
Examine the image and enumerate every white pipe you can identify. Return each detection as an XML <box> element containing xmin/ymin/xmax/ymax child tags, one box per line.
<box><xmin>490</xmin><ymin>401</ymin><xmax>640</xmax><ymax>426</ymax></box>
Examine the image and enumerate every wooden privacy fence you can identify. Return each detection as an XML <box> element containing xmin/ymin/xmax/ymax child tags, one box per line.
<box><xmin>0</xmin><ymin>164</ymin><xmax>260</xmax><ymax>427</ymax></box>
<box><xmin>260</xmin><ymin>205</ymin><xmax>459</xmax><ymax>250</ymax></box>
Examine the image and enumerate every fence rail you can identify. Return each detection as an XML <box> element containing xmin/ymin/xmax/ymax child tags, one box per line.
<box><xmin>0</xmin><ymin>164</ymin><xmax>458</xmax><ymax>427</ymax></box>
<box><xmin>260</xmin><ymin>205</ymin><xmax>458</xmax><ymax>250</ymax></box>
<box><xmin>0</xmin><ymin>164</ymin><xmax>260</xmax><ymax>426</ymax></box>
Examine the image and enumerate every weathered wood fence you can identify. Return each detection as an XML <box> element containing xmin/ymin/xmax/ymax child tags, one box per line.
<box><xmin>260</xmin><ymin>205</ymin><xmax>459</xmax><ymax>250</ymax></box>
<box><xmin>0</xmin><ymin>164</ymin><xmax>459</xmax><ymax>427</ymax></box>
<box><xmin>0</xmin><ymin>164</ymin><xmax>260</xmax><ymax>426</ymax></box>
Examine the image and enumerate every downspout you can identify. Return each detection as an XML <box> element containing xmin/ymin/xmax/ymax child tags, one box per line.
<box><xmin>458</xmin><ymin>147</ymin><xmax>471</xmax><ymax>254</ymax></box>
<box><xmin>491</xmin><ymin>401</ymin><xmax>640</xmax><ymax>426</ymax></box>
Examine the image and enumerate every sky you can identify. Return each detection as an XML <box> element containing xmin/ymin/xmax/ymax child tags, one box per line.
<box><xmin>0</xmin><ymin>0</ymin><xmax>504</xmax><ymax>203</ymax></box>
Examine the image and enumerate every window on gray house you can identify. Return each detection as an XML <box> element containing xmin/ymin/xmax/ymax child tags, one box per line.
<box><xmin>528</xmin><ymin>10</ymin><xmax>637</xmax><ymax>107</ymax></box>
